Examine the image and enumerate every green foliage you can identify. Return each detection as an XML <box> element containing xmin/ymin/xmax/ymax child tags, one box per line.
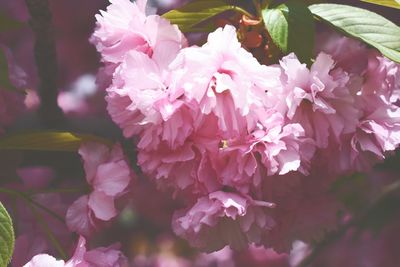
<box><xmin>262</xmin><ymin>1</ymin><xmax>315</xmax><ymax>64</ymax></box>
<box><xmin>0</xmin><ymin>131</ymin><xmax>112</xmax><ymax>152</ymax></box>
<box><xmin>162</xmin><ymin>0</ymin><xmax>251</xmax><ymax>32</ymax></box>
<box><xmin>0</xmin><ymin>202</ymin><xmax>14</xmax><ymax>267</ymax></box>
<box><xmin>361</xmin><ymin>0</ymin><xmax>400</xmax><ymax>9</ymax></box>
<box><xmin>309</xmin><ymin>3</ymin><xmax>400</xmax><ymax>63</ymax></box>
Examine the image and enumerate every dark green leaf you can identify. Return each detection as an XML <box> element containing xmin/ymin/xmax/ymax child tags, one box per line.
<box><xmin>262</xmin><ymin>1</ymin><xmax>315</xmax><ymax>64</ymax></box>
<box><xmin>162</xmin><ymin>0</ymin><xmax>252</xmax><ymax>32</ymax></box>
<box><xmin>0</xmin><ymin>202</ymin><xmax>14</xmax><ymax>267</ymax></box>
<box><xmin>0</xmin><ymin>131</ymin><xmax>113</xmax><ymax>152</ymax></box>
<box><xmin>309</xmin><ymin>3</ymin><xmax>400</xmax><ymax>63</ymax></box>
<box><xmin>361</xmin><ymin>0</ymin><xmax>400</xmax><ymax>9</ymax></box>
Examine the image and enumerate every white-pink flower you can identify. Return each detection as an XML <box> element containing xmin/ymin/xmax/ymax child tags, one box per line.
<box><xmin>66</xmin><ymin>142</ymin><xmax>133</xmax><ymax>236</ymax></box>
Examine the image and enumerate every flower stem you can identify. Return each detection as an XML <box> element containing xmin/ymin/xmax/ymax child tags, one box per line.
<box><xmin>27</xmin><ymin>200</ymin><xmax>68</xmax><ymax>260</ymax></box>
<box><xmin>0</xmin><ymin>187</ymin><xmax>65</xmax><ymax>223</ymax></box>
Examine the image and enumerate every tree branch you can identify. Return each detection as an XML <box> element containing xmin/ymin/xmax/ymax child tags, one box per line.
<box><xmin>25</xmin><ymin>0</ymin><xmax>64</xmax><ymax>127</ymax></box>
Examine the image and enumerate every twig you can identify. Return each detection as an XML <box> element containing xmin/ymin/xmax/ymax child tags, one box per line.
<box><xmin>0</xmin><ymin>187</ymin><xmax>65</xmax><ymax>223</ymax></box>
<box><xmin>25</xmin><ymin>0</ymin><xmax>64</xmax><ymax>127</ymax></box>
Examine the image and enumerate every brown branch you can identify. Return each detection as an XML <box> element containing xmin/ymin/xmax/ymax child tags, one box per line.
<box><xmin>25</xmin><ymin>0</ymin><xmax>64</xmax><ymax>128</ymax></box>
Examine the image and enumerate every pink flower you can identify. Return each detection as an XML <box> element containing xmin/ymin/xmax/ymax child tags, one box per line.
<box><xmin>362</xmin><ymin>52</ymin><xmax>400</xmax><ymax>102</ymax></box>
<box><xmin>266</xmin><ymin>52</ymin><xmax>359</xmax><ymax>149</ymax></box>
<box><xmin>137</xmin><ymin>26</ymin><xmax>311</xmax><ymax>197</ymax></box>
<box><xmin>169</xmin><ymin>25</ymin><xmax>280</xmax><ymax>134</ymax></box>
<box><xmin>24</xmin><ymin>236</ymin><xmax>128</xmax><ymax>267</ymax></box>
<box><xmin>106</xmin><ymin>50</ymin><xmax>179</xmax><ymax>137</ymax></box>
<box><xmin>315</xmin><ymin>30</ymin><xmax>369</xmax><ymax>75</ymax></box>
<box><xmin>172</xmin><ymin>191</ymin><xmax>275</xmax><ymax>252</ymax></box>
<box><xmin>84</xmin><ymin>244</ymin><xmax>129</xmax><ymax>267</ymax></box>
<box><xmin>91</xmin><ymin>0</ymin><xmax>186</xmax><ymax>64</ymax></box>
<box><xmin>23</xmin><ymin>237</ymin><xmax>87</xmax><ymax>267</ymax></box>
<box><xmin>100</xmin><ymin>0</ymin><xmax>187</xmax><ymax>138</ymax></box>
<box><xmin>23</xmin><ymin>254</ymin><xmax>66</xmax><ymax>267</ymax></box>
<box><xmin>66</xmin><ymin>142</ymin><xmax>133</xmax><ymax>236</ymax></box>
<box><xmin>346</xmin><ymin>52</ymin><xmax>400</xmax><ymax>172</ymax></box>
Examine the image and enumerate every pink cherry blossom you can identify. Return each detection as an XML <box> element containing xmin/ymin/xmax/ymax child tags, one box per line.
<box><xmin>315</xmin><ymin>30</ymin><xmax>369</xmax><ymax>75</ymax></box>
<box><xmin>266</xmin><ymin>52</ymin><xmax>359</xmax><ymax>149</ymax></box>
<box><xmin>347</xmin><ymin>52</ymin><xmax>400</xmax><ymax>172</ymax></box>
<box><xmin>23</xmin><ymin>254</ymin><xmax>66</xmax><ymax>267</ymax></box>
<box><xmin>91</xmin><ymin>0</ymin><xmax>186</xmax><ymax>64</ymax></box>
<box><xmin>172</xmin><ymin>191</ymin><xmax>275</xmax><ymax>252</ymax></box>
<box><xmin>99</xmin><ymin>0</ymin><xmax>187</xmax><ymax>138</ymax></box>
<box><xmin>24</xmin><ymin>236</ymin><xmax>128</xmax><ymax>267</ymax></box>
<box><xmin>66</xmin><ymin>142</ymin><xmax>133</xmax><ymax>236</ymax></box>
<box><xmin>137</xmin><ymin>26</ymin><xmax>312</xmax><ymax>197</ymax></box>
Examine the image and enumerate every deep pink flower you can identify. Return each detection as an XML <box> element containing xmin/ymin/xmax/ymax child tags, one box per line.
<box><xmin>66</xmin><ymin>142</ymin><xmax>133</xmax><ymax>236</ymax></box>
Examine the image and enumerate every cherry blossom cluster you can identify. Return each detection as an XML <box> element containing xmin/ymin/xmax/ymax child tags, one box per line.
<box><xmin>90</xmin><ymin>0</ymin><xmax>400</xmax><ymax>253</ymax></box>
<box><xmin>1</xmin><ymin>0</ymin><xmax>399</xmax><ymax>265</ymax></box>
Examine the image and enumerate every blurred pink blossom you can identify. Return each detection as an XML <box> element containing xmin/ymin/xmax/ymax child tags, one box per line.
<box><xmin>66</xmin><ymin>142</ymin><xmax>134</xmax><ymax>236</ymax></box>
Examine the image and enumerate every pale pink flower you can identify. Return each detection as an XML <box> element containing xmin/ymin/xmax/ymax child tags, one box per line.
<box><xmin>24</xmin><ymin>236</ymin><xmax>128</xmax><ymax>267</ymax></box>
<box><xmin>169</xmin><ymin>25</ymin><xmax>280</xmax><ymax>134</ymax></box>
<box><xmin>23</xmin><ymin>237</ymin><xmax>87</xmax><ymax>267</ymax></box>
<box><xmin>66</xmin><ymin>142</ymin><xmax>133</xmax><ymax>236</ymax></box>
<box><xmin>102</xmin><ymin>0</ymin><xmax>187</xmax><ymax>138</ymax></box>
<box><xmin>106</xmin><ymin>50</ymin><xmax>181</xmax><ymax>137</ymax></box>
<box><xmin>266</xmin><ymin>52</ymin><xmax>359</xmax><ymax>149</ymax></box>
<box><xmin>23</xmin><ymin>254</ymin><xmax>66</xmax><ymax>267</ymax></box>
<box><xmin>172</xmin><ymin>191</ymin><xmax>275</xmax><ymax>252</ymax></box>
<box><xmin>91</xmin><ymin>0</ymin><xmax>186</xmax><ymax>64</ymax></box>
<box><xmin>137</xmin><ymin>26</ymin><xmax>311</xmax><ymax>197</ymax></box>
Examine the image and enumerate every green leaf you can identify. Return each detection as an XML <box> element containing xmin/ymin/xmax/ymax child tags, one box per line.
<box><xmin>0</xmin><ymin>131</ymin><xmax>113</xmax><ymax>152</ymax></box>
<box><xmin>162</xmin><ymin>0</ymin><xmax>252</xmax><ymax>32</ymax></box>
<box><xmin>262</xmin><ymin>1</ymin><xmax>315</xmax><ymax>64</ymax></box>
<box><xmin>0</xmin><ymin>202</ymin><xmax>14</xmax><ymax>267</ymax></box>
<box><xmin>309</xmin><ymin>3</ymin><xmax>400</xmax><ymax>63</ymax></box>
<box><xmin>0</xmin><ymin>13</ymin><xmax>24</xmax><ymax>32</ymax></box>
<box><xmin>361</xmin><ymin>0</ymin><xmax>400</xmax><ymax>9</ymax></box>
<box><xmin>0</xmin><ymin>49</ymin><xmax>17</xmax><ymax>92</ymax></box>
